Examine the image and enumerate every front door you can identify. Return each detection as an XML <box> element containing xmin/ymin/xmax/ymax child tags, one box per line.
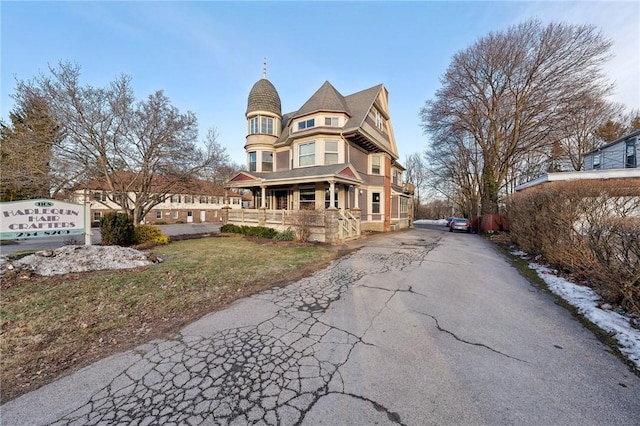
<box><xmin>200</xmin><ymin>211</ymin><xmax>206</xmax><ymax>223</ymax></box>
<box><xmin>187</xmin><ymin>211</ymin><xmax>193</xmax><ymax>223</ymax></box>
<box><xmin>275</xmin><ymin>191</ymin><xmax>288</xmax><ymax>210</ymax></box>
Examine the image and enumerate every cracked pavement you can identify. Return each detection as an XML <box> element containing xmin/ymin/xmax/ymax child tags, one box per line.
<box><xmin>3</xmin><ymin>228</ymin><xmax>640</xmax><ymax>425</ymax></box>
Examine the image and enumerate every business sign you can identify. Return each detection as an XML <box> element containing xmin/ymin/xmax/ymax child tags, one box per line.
<box><xmin>0</xmin><ymin>199</ymin><xmax>86</xmax><ymax>240</ymax></box>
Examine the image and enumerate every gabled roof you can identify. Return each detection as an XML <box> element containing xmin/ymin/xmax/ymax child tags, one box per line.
<box><xmin>275</xmin><ymin>83</ymin><xmax>384</xmax><ymax>145</ymax></box>
<box><xmin>291</xmin><ymin>81</ymin><xmax>350</xmax><ymax>119</ymax></box>
<box><xmin>586</xmin><ymin>129</ymin><xmax>640</xmax><ymax>154</ymax></box>
<box><xmin>342</xmin><ymin>84</ymin><xmax>383</xmax><ymax>133</ymax></box>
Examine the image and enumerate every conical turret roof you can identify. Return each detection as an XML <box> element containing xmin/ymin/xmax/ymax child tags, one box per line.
<box><xmin>246</xmin><ymin>77</ymin><xmax>281</xmax><ymax>117</ymax></box>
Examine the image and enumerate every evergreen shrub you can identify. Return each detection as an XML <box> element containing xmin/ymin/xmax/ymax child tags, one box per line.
<box><xmin>100</xmin><ymin>212</ymin><xmax>135</xmax><ymax>246</ymax></box>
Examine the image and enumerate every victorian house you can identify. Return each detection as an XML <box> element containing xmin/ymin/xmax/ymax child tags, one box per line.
<box><xmin>224</xmin><ymin>71</ymin><xmax>413</xmax><ymax>242</ymax></box>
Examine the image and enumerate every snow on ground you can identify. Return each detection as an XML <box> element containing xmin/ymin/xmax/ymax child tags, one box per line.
<box><xmin>415</xmin><ymin>219</ymin><xmax>640</xmax><ymax>370</ymax></box>
<box><xmin>525</xmin><ymin>258</ymin><xmax>640</xmax><ymax>370</ymax></box>
<box><xmin>0</xmin><ymin>245</ymin><xmax>159</xmax><ymax>277</ymax></box>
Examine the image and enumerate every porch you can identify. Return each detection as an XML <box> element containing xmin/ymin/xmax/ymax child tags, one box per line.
<box><xmin>222</xmin><ymin>207</ymin><xmax>361</xmax><ymax>243</ymax></box>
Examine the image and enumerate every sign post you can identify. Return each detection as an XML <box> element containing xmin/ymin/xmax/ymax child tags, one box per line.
<box><xmin>0</xmin><ymin>199</ymin><xmax>87</xmax><ymax>242</ymax></box>
<box><xmin>84</xmin><ymin>198</ymin><xmax>92</xmax><ymax>246</ymax></box>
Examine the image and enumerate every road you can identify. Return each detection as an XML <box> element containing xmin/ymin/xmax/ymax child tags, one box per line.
<box><xmin>0</xmin><ymin>223</ymin><xmax>222</xmax><ymax>256</ymax></box>
<box><xmin>2</xmin><ymin>226</ymin><xmax>639</xmax><ymax>425</ymax></box>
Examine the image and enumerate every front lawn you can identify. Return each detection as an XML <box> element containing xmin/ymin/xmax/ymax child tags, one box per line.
<box><xmin>0</xmin><ymin>235</ymin><xmax>339</xmax><ymax>403</ymax></box>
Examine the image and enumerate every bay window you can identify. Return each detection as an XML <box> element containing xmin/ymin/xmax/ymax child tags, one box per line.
<box><xmin>325</xmin><ymin>140</ymin><xmax>339</xmax><ymax>165</ymax></box>
<box><xmin>299</xmin><ymin>141</ymin><xmax>315</xmax><ymax>167</ymax></box>
<box><xmin>262</xmin><ymin>152</ymin><xmax>273</xmax><ymax>171</ymax></box>
<box><xmin>249</xmin><ymin>151</ymin><xmax>257</xmax><ymax>172</ymax></box>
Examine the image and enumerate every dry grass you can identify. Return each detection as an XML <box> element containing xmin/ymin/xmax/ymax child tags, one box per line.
<box><xmin>0</xmin><ymin>234</ymin><xmax>340</xmax><ymax>404</ymax></box>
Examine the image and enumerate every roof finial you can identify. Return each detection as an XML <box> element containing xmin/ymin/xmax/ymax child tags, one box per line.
<box><xmin>263</xmin><ymin>57</ymin><xmax>267</xmax><ymax>79</ymax></box>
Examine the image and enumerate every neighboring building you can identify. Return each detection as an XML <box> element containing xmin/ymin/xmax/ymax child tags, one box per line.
<box><xmin>73</xmin><ymin>172</ymin><xmax>243</xmax><ymax>225</ymax></box>
<box><xmin>224</xmin><ymin>71</ymin><xmax>413</xmax><ymax>242</ymax></box>
<box><xmin>584</xmin><ymin>129</ymin><xmax>639</xmax><ymax>171</ymax></box>
<box><xmin>516</xmin><ymin>130</ymin><xmax>640</xmax><ymax>193</ymax></box>
<box><xmin>514</xmin><ymin>169</ymin><xmax>640</xmax><ymax>192</ymax></box>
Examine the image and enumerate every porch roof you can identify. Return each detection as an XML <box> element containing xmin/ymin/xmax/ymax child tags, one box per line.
<box><xmin>225</xmin><ymin>164</ymin><xmax>363</xmax><ymax>189</ymax></box>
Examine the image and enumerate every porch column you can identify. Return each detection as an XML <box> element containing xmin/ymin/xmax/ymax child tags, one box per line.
<box><xmin>329</xmin><ymin>180</ymin><xmax>336</xmax><ymax>209</ymax></box>
<box><xmin>260</xmin><ymin>184</ymin><xmax>266</xmax><ymax>208</ymax></box>
<box><xmin>354</xmin><ymin>185</ymin><xmax>360</xmax><ymax>209</ymax></box>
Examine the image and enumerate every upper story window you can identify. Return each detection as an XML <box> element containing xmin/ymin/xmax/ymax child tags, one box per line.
<box><xmin>626</xmin><ymin>141</ymin><xmax>636</xmax><ymax>168</ymax></box>
<box><xmin>249</xmin><ymin>151</ymin><xmax>257</xmax><ymax>172</ymax></box>
<box><xmin>371</xmin><ymin>155</ymin><xmax>381</xmax><ymax>175</ymax></box>
<box><xmin>375</xmin><ymin>110</ymin><xmax>384</xmax><ymax>131</ymax></box>
<box><xmin>325</xmin><ymin>140</ymin><xmax>339</xmax><ymax>165</ymax></box>
<box><xmin>170</xmin><ymin>194</ymin><xmax>181</xmax><ymax>203</ymax></box>
<box><xmin>261</xmin><ymin>117</ymin><xmax>274</xmax><ymax>135</ymax></box>
<box><xmin>249</xmin><ymin>116</ymin><xmax>275</xmax><ymax>135</ymax></box>
<box><xmin>325</xmin><ymin>116</ymin><xmax>339</xmax><ymax>126</ymax></box>
<box><xmin>299</xmin><ymin>141</ymin><xmax>315</xmax><ymax>167</ymax></box>
<box><xmin>392</xmin><ymin>169</ymin><xmax>401</xmax><ymax>184</ymax></box>
<box><xmin>184</xmin><ymin>195</ymin><xmax>193</xmax><ymax>203</ymax></box>
<box><xmin>262</xmin><ymin>151</ymin><xmax>273</xmax><ymax>172</ymax></box>
<box><xmin>592</xmin><ymin>153</ymin><xmax>601</xmax><ymax>169</ymax></box>
<box><xmin>298</xmin><ymin>118</ymin><xmax>315</xmax><ymax>131</ymax></box>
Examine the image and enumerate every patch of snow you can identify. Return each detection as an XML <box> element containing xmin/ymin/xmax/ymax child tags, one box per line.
<box><xmin>414</xmin><ymin>219</ymin><xmax>448</xmax><ymax>226</ymax></box>
<box><xmin>1</xmin><ymin>245</ymin><xmax>159</xmax><ymax>277</ymax></box>
<box><xmin>511</xmin><ymin>250</ymin><xmax>640</xmax><ymax>370</ymax></box>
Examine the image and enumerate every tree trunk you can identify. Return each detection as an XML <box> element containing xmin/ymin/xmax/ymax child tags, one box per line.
<box><xmin>481</xmin><ymin>165</ymin><xmax>499</xmax><ymax>215</ymax></box>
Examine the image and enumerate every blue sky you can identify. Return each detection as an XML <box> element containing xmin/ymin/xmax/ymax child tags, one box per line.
<box><xmin>2</xmin><ymin>1</ymin><xmax>639</xmax><ymax>165</ymax></box>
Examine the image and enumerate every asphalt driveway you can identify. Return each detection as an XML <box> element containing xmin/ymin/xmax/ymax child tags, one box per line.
<box><xmin>2</xmin><ymin>228</ymin><xmax>639</xmax><ymax>425</ymax></box>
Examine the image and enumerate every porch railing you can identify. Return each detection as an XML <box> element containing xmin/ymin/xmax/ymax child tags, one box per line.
<box><xmin>338</xmin><ymin>210</ymin><xmax>360</xmax><ymax>241</ymax></box>
<box><xmin>224</xmin><ymin>208</ymin><xmax>360</xmax><ymax>243</ymax></box>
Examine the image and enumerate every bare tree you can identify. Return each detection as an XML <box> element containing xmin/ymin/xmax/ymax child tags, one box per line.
<box><xmin>12</xmin><ymin>61</ymin><xmax>216</xmax><ymax>223</ymax></box>
<box><xmin>200</xmin><ymin>127</ymin><xmax>238</xmax><ymax>184</ymax></box>
<box><xmin>403</xmin><ymin>153</ymin><xmax>427</xmax><ymax>217</ymax></box>
<box><xmin>424</xmin><ymin>128</ymin><xmax>483</xmax><ymax>220</ymax></box>
<box><xmin>555</xmin><ymin>99</ymin><xmax>623</xmax><ymax>171</ymax></box>
<box><xmin>421</xmin><ymin>19</ymin><xmax>614</xmax><ymax>214</ymax></box>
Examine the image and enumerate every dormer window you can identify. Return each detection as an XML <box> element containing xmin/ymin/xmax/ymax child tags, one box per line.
<box><xmin>298</xmin><ymin>118</ymin><xmax>315</xmax><ymax>131</ymax></box>
<box><xmin>325</xmin><ymin>117</ymin><xmax>339</xmax><ymax>126</ymax></box>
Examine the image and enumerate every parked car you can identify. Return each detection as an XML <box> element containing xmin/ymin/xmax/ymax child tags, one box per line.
<box><xmin>449</xmin><ymin>217</ymin><xmax>471</xmax><ymax>233</ymax></box>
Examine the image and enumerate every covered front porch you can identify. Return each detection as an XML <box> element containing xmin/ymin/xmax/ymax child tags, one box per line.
<box><xmin>224</xmin><ymin>165</ymin><xmax>364</xmax><ymax>243</ymax></box>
